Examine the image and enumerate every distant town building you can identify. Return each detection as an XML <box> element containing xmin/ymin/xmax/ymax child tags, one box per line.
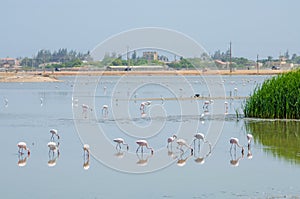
<box><xmin>0</xmin><ymin>57</ymin><xmax>19</xmax><ymax>68</ymax></box>
<box><xmin>143</xmin><ymin>51</ymin><xmax>158</xmax><ymax>61</ymax></box>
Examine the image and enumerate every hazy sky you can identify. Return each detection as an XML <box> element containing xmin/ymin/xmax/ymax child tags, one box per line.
<box><xmin>1</xmin><ymin>0</ymin><xmax>299</xmax><ymax>60</ymax></box>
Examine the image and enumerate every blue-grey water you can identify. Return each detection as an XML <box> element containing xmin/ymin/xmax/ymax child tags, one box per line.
<box><xmin>1</xmin><ymin>75</ymin><xmax>299</xmax><ymax>199</ymax></box>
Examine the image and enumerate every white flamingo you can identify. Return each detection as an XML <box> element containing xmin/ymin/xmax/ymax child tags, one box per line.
<box><xmin>136</xmin><ymin>140</ymin><xmax>154</xmax><ymax>154</ymax></box>
<box><xmin>247</xmin><ymin>134</ymin><xmax>253</xmax><ymax>148</ymax></box>
<box><xmin>102</xmin><ymin>105</ymin><xmax>109</xmax><ymax>117</ymax></box>
<box><xmin>234</xmin><ymin>87</ymin><xmax>238</xmax><ymax>96</ymax></box>
<box><xmin>167</xmin><ymin>134</ymin><xmax>177</xmax><ymax>148</ymax></box>
<box><xmin>176</xmin><ymin>138</ymin><xmax>193</xmax><ymax>155</ymax></box>
<box><xmin>229</xmin><ymin>137</ymin><xmax>244</xmax><ymax>154</ymax></box>
<box><xmin>17</xmin><ymin>142</ymin><xmax>30</xmax><ymax>155</ymax></box>
<box><xmin>224</xmin><ymin>101</ymin><xmax>229</xmax><ymax>114</ymax></box>
<box><xmin>4</xmin><ymin>97</ymin><xmax>8</xmax><ymax>107</ymax></box>
<box><xmin>82</xmin><ymin>104</ymin><xmax>92</xmax><ymax>118</ymax></box>
<box><xmin>193</xmin><ymin>133</ymin><xmax>211</xmax><ymax>152</ymax></box>
<box><xmin>40</xmin><ymin>97</ymin><xmax>43</xmax><ymax>106</ymax></box>
<box><xmin>50</xmin><ymin>129</ymin><xmax>60</xmax><ymax>140</ymax></box>
<box><xmin>113</xmin><ymin>138</ymin><xmax>129</xmax><ymax>150</ymax></box>
<box><xmin>203</xmin><ymin>100</ymin><xmax>210</xmax><ymax>112</ymax></box>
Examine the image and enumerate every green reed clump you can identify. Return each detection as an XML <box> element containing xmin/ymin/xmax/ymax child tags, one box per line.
<box><xmin>244</xmin><ymin>69</ymin><xmax>300</xmax><ymax>119</ymax></box>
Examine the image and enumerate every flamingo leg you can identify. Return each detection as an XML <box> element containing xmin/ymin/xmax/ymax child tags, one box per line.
<box><xmin>136</xmin><ymin>146</ymin><xmax>140</xmax><ymax>153</ymax></box>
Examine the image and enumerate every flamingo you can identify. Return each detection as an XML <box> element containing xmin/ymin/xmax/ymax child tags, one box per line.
<box><xmin>224</xmin><ymin>101</ymin><xmax>229</xmax><ymax>114</ymax></box>
<box><xmin>140</xmin><ymin>101</ymin><xmax>151</xmax><ymax>111</ymax></box>
<box><xmin>176</xmin><ymin>138</ymin><xmax>193</xmax><ymax>155</ymax></box>
<box><xmin>193</xmin><ymin>133</ymin><xmax>211</xmax><ymax>152</ymax></box>
<box><xmin>113</xmin><ymin>138</ymin><xmax>129</xmax><ymax>150</ymax></box>
<box><xmin>50</xmin><ymin>129</ymin><xmax>60</xmax><ymax>140</ymax></box>
<box><xmin>40</xmin><ymin>97</ymin><xmax>43</xmax><ymax>106</ymax></box>
<box><xmin>136</xmin><ymin>140</ymin><xmax>154</xmax><ymax>154</ymax></box>
<box><xmin>82</xmin><ymin>104</ymin><xmax>92</xmax><ymax>112</ymax></box>
<box><xmin>4</xmin><ymin>97</ymin><xmax>8</xmax><ymax>107</ymax></box>
<box><xmin>167</xmin><ymin>134</ymin><xmax>177</xmax><ymax>148</ymax></box>
<box><xmin>229</xmin><ymin>137</ymin><xmax>244</xmax><ymax>154</ymax></box>
<box><xmin>47</xmin><ymin>141</ymin><xmax>60</xmax><ymax>156</ymax></box>
<box><xmin>17</xmin><ymin>142</ymin><xmax>30</xmax><ymax>155</ymax></box>
<box><xmin>234</xmin><ymin>87</ymin><xmax>238</xmax><ymax>96</ymax></box>
<box><xmin>102</xmin><ymin>105</ymin><xmax>109</xmax><ymax>117</ymax></box>
<box><xmin>82</xmin><ymin>104</ymin><xmax>92</xmax><ymax>118</ymax></box>
<box><xmin>247</xmin><ymin>134</ymin><xmax>253</xmax><ymax>149</ymax></box>
<box><xmin>203</xmin><ymin>100</ymin><xmax>210</xmax><ymax>112</ymax></box>
<box><xmin>83</xmin><ymin>144</ymin><xmax>90</xmax><ymax>157</ymax></box>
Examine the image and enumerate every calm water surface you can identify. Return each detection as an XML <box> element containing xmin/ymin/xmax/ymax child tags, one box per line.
<box><xmin>1</xmin><ymin>75</ymin><xmax>299</xmax><ymax>199</ymax></box>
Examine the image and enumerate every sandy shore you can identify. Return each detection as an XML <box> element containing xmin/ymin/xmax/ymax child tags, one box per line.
<box><xmin>0</xmin><ymin>69</ymin><xmax>287</xmax><ymax>82</ymax></box>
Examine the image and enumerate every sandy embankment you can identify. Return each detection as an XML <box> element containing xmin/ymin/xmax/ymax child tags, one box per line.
<box><xmin>0</xmin><ymin>69</ymin><xmax>287</xmax><ymax>82</ymax></box>
<box><xmin>0</xmin><ymin>72</ymin><xmax>60</xmax><ymax>82</ymax></box>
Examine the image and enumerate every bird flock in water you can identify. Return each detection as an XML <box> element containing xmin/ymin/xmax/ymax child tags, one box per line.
<box><xmin>13</xmin><ymin>84</ymin><xmax>252</xmax><ymax>169</ymax></box>
<box><xmin>17</xmin><ymin>127</ymin><xmax>253</xmax><ymax>169</ymax></box>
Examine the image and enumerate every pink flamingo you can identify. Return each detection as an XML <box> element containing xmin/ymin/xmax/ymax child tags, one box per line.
<box><xmin>167</xmin><ymin>134</ymin><xmax>177</xmax><ymax>148</ymax></box>
<box><xmin>17</xmin><ymin>142</ymin><xmax>31</xmax><ymax>155</ymax></box>
<box><xmin>176</xmin><ymin>139</ymin><xmax>193</xmax><ymax>155</ymax></box>
<box><xmin>140</xmin><ymin>101</ymin><xmax>151</xmax><ymax>112</ymax></box>
<box><xmin>229</xmin><ymin>137</ymin><xmax>244</xmax><ymax>154</ymax></box>
<box><xmin>113</xmin><ymin>138</ymin><xmax>129</xmax><ymax>150</ymax></box>
<box><xmin>136</xmin><ymin>140</ymin><xmax>154</xmax><ymax>154</ymax></box>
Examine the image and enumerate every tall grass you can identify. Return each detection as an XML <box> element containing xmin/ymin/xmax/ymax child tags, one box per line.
<box><xmin>244</xmin><ymin>69</ymin><xmax>300</xmax><ymax>119</ymax></box>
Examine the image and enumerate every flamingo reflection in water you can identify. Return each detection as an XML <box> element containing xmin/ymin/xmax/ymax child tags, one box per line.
<box><xmin>47</xmin><ymin>141</ymin><xmax>60</xmax><ymax>167</ymax></box>
<box><xmin>230</xmin><ymin>150</ymin><xmax>244</xmax><ymax>167</ymax></box>
<box><xmin>17</xmin><ymin>153</ymin><xmax>30</xmax><ymax>167</ymax></box>
<box><xmin>177</xmin><ymin>150</ymin><xmax>193</xmax><ymax>167</ymax></box>
<box><xmin>83</xmin><ymin>144</ymin><xmax>90</xmax><ymax>170</ymax></box>
<box><xmin>136</xmin><ymin>152</ymin><xmax>153</xmax><ymax>166</ymax></box>
<box><xmin>136</xmin><ymin>140</ymin><xmax>154</xmax><ymax>154</ymax></box>
<box><xmin>246</xmin><ymin>134</ymin><xmax>253</xmax><ymax>159</ymax></box>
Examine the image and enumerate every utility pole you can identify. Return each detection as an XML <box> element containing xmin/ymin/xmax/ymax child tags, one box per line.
<box><xmin>126</xmin><ymin>46</ymin><xmax>130</xmax><ymax>71</ymax></box>
<box><xmin>229</xmin><ymin>41</ymin><xmax>232</xmax><ymax>73</ymax></box>
<box><xmin>256</xmin><ymin>54</ymin><xmax>259</xmax><ymax>74</ymax></box>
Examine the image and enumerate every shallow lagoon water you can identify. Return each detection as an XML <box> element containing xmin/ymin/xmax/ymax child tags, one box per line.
<box><xmin>1</xmin><ymin>75</ymin><xmax>300</xmax><ymax>198</ymax></box>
